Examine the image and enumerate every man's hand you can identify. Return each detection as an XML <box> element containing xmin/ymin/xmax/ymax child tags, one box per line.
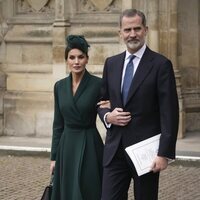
<box><xmin>151</xmin><ymin>156</ymin><xmax>168</xmax><ymax>173</ymax></box>
<box><xmin>106</xmin><ymin>108</ymin><xmax>131</xmax><ymax>126</ymax></box>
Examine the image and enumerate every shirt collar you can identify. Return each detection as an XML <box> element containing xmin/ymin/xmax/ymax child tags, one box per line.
<box><xmin>125</xmin><ymin>44</ymin><xmax>146</xmax><ymax>60</ymax></box>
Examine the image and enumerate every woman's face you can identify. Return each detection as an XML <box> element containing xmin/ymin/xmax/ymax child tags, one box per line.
<box><xmin>67</xmin><ymin>48</ymin><xmax>88</xmax><ymax>75</ymax></box>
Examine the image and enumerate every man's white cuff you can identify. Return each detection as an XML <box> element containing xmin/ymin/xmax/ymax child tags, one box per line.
<box><xmin>104</xmin><ymin>112</ymin><xmax>112</xmax><ymax>128</ymax></box>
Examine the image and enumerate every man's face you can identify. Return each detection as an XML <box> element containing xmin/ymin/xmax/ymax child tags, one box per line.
<box><xmin>119</xmin><ymin>15</ymin><xmax>148</xmax><ymax>54</ymax></box>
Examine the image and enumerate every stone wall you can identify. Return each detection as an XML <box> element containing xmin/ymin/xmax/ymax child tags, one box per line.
<box><xmin>0</xmin><ymin>0</ymin><xmax>199</xmax><ymax>138</ymax></box>
<box><xmin>178</xmin><ymin>0</ymin><xmax>200</xmax><ymax>133</ymax></box>
<box><xmin>0</xmin><ymin>0</ymin><xmax>5</xmax><ymax>135</ymax></box>
<box><xmin>0</xmin><ymin>71</ymin><xmax>5</xmax><ymax>136</ymax></box>
<box><xmin>1</xmin><ymin>0</ymin><xmax>55</xmax><ymax>137</ymax></box>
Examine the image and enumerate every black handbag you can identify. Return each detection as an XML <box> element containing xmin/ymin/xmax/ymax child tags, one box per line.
<box><xmin>41</xmin><ymin>173</ymin><xmax>54</xmax><ymax>200</ymax></box>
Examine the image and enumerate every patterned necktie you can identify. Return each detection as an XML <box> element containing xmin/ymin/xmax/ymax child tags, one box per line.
<box><xmin>122</xmin><ymin>55</ymin><xmax>135</xmax><ymax>105</ymax></box>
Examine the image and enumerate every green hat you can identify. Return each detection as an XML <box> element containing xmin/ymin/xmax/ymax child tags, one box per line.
<box><xmin>66</xmin><ymin>35</ymin><xmax>90</xmax><ymax>55</ymax></box>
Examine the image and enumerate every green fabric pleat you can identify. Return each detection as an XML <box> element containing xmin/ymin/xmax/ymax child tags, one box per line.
<box><xmin>51</xmin><ymin>70</ymin><xmax>103</xmax><ymax>200</ymax></box>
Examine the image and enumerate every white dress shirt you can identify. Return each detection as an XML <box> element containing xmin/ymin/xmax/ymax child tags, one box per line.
<box><xmin>104</xmin><ymin>44</ymin><xmax>147</xmax><ymax>128</ymax></box>
<box><xmin>121</xmin><ymin>44</ymin><xmax>146</xmax><ymax>91</ymax></box>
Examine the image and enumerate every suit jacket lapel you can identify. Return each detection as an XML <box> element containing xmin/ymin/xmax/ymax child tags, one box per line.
<box><xmin>112</xmin><ymin>52</ymin><xmax>126</xmax><ymax>106</ymax></box>
<box><xmin>126</xmin><ymin>47</ymin><xmax>154</xmax><ymax>104</ymax></box>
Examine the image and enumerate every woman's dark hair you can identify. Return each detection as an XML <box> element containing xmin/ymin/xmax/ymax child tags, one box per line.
<box><xmin>65</xmin><ymin>35</ymin><xmax>90</xmax><ymax>60</ymax></box>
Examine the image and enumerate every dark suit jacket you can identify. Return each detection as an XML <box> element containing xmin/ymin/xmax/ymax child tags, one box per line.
<box><xmin>98</xmin><ymin>46</ymin><xmax>179</xmax><ymax>167</ymax></box>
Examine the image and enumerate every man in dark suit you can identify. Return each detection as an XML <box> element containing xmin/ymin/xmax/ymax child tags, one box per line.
<box><xmin>98</xmin><ymin>9</ymin><xmax>179</xmax><ymax>200</ymax></box>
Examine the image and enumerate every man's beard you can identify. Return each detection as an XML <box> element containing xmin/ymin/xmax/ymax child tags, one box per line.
<box><xmin>127</xmin><ymin>40</ymin><xmax>141</xmax><ymax>50</ymax></box>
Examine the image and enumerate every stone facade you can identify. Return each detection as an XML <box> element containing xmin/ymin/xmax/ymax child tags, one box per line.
<box><xmin>0</xmin><ymin>0</ymin><xmax>6</xmax><ymax>135</ymax></box>
<box><xmin>0</xmin><ymin>70</ymin><xmax>5</xmax><ymax>136</ymax></box>
<box><xmin>178</xmin><ymin>0</ymin><xmax>200</xmax><ymax>133</ymax></box>
<box><xmin>0</xmin><ymin>0</ymin><xmax>199</xmax><ymax>138</ymax></box>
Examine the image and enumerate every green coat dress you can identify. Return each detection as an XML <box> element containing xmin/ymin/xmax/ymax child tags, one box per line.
<box><xmin>51</xmin><ymin>70</ymin><xmax>104</xmax><ymax>200</ymax></box>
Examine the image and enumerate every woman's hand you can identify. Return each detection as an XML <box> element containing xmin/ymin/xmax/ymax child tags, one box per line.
<box><xmin>50</xmin><ymin>161</ymin><xmax>56</xmax><ymax>175</ymax></box>
<box><xmin>97</xmin><ymin>100</ymin><xmax>111</xmax><ymax>109</ymax></box>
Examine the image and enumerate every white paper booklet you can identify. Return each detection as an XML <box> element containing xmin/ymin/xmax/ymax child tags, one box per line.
<box><xmin>125</xmin><ymin>134</ymin><xmax>161</xmax><ymax>176</ymax></box>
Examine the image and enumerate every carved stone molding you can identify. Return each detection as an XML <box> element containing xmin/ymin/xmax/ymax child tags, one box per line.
<box><xmin>0</xmin><ymin>1</ymin><xmax>3</xmax><ymax>41</ymax></box>
<box><xmin>27</xmin><ymin>0</ymin><xmax>48</xmax><ymax>11</ymax></box>
<box><xmin>79</xmin><ymin>0</ymin><xmax>120</xmax><ymax>12</ymax></box>
<box><xmin>90</xmin><ymin>0</ymin><xmax>113</xmax><ymax>10</ymax></box>
<box><xmin>16</xmin><ymin>0</ymin><xmax>54</xmax><ymax>14</ymax></box>
<box><xmin>0</xmin><ymin>20</ymin><xmax>8</xmax><ymax>63</ymax></box>
<box><xmin>0</xmin><ymin>22</ymin><xmax>9</xmax><ymax>40</ymax></box>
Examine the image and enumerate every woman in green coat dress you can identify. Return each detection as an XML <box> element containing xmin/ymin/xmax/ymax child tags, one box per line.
<box><xmin>50</xmin><ymin>35</ymin><xmax>104</xmax><ymax>200</ymax></box>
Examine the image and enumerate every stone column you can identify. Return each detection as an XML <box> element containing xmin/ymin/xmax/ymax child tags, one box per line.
<box><xmin>52</xmin><ymin>0</ymin><xmax>70</xmax><ymax>82</ymax></box>
<box><xmin>132</xmin><ymin>0</ymin><xmax>147</xmax><ymax>13</ymax></box>
<box><xmin>170</xmin><ymin>0</ymin><xmax>185</xmax><ymax>138</ymax></box>
<box><xmin>147</xmin><ymin>0</ymin><xmax>159</xmax><ymax>52</ymax></box>
<box><xmin>122</xmin><ymin>0</ymin><xmax>132</xmax><ymax>10</ymax></box>
<box><xmin>0</xmin><ymin>70</ymin><xmax>5</xmax><ymax>136</ymax></box>
<box><xmin>132</xmin><ymin>0</ymin><xmax>159</xmax><ymax>52</ymax></box>
<box><xmin>132</xmin><ymin>0</ymin><xmax>156</xmax><ymax>51</ymax></box>
<box><xmin>0</xmin><ymin>0</ymin><xmax>6</xmax><ymax>135</ymax></box>
<box><xmin>159</xmin><ymin>0</ymin><xmax>185</xmax><ymax>138</ymax></box>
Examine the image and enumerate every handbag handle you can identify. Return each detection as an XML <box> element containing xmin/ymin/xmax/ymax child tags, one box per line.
<box><xmin>50</xmin><ymin>171</ymin><xmax>54</xmax><ymax>186</ymax></box>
